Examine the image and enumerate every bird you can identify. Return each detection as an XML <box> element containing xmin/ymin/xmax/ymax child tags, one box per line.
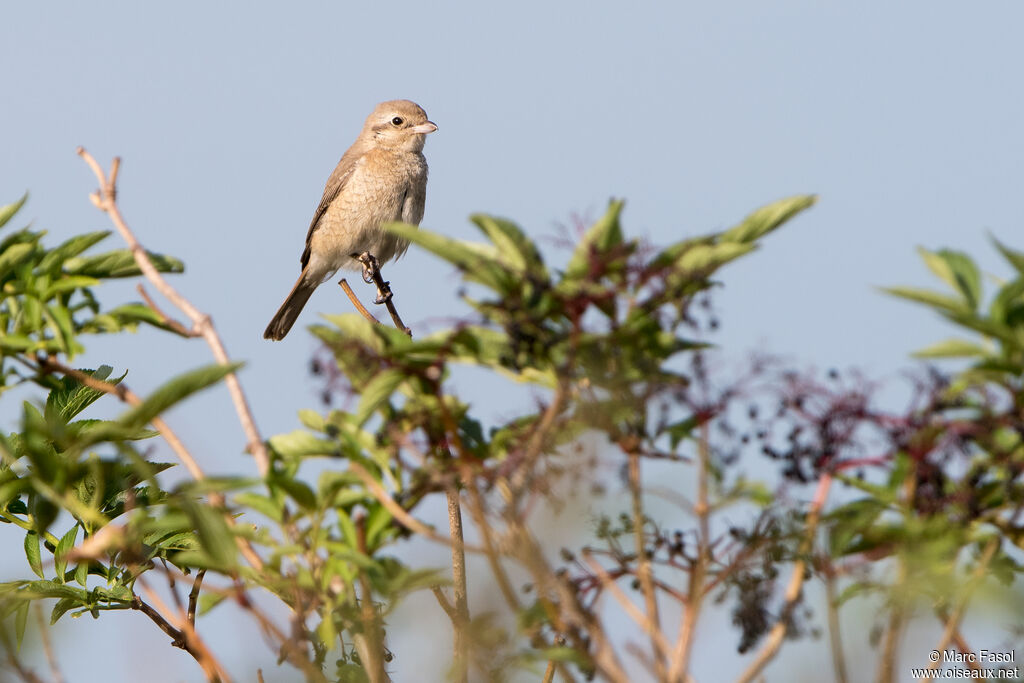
<box><xmin>263</xmin><ymin>99</ymin><xmax>437</xmax><ymax>340</ymax></box>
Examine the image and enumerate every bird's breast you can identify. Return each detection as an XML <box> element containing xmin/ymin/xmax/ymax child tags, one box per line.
<box><xmin>308</xmin><ymin>151</ymin><xmax>427</xmax><ymax>274</ymax></box>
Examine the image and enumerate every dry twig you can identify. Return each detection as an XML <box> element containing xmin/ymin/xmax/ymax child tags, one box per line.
<box><xmin>76</xmin><ymin>147</ymin><xmax>269</xmax><ymax>477</ymax></box>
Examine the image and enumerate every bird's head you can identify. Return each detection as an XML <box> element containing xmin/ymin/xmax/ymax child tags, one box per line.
<box><xmin>363</xmin><ymin>100</ymin><xmax>437</xmax><ymax>152</ymax></box>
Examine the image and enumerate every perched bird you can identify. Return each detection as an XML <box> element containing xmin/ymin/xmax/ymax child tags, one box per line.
<box><xmin>264</xmin><ymin>100</ymin><xmax>437</xmax><ymax>340</ymax></box>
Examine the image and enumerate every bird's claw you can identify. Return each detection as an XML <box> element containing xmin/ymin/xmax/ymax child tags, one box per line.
<box><xmin>373</xmin><ymin>282</ymin><xmax>393</xmax><ymax>305</ymax></box>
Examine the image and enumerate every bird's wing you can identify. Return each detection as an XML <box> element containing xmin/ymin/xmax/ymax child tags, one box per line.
<box><xmin>401</xmin><ymin>162</ymin><xmax>428</xmax><ymax>226</ymax></box>
<box><xmin>300</xmin><ymin>146</ymin><xmax>364</xmax><ymax>269</ymax></box>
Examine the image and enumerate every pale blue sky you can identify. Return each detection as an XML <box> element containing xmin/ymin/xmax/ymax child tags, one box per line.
<box><xmin>2</xmin><ymin>2</ymin><xmax>1023</xmax><ymax>681</ymax></box>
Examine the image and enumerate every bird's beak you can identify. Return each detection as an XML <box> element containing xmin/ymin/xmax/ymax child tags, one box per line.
<box><xmin>410</xmin><ymin>121</ymin><xmax>438</xmax><ymax>135</ymax></box>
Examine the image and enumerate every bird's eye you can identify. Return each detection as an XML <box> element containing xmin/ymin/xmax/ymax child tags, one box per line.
<box><xmin>391</xmin><ymin>117</ymin><xmax>404</xmax><ymax>126</ymax></box>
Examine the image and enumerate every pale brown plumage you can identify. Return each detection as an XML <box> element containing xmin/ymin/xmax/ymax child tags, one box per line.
<box><xmin>264</xmin><ymin>100</ymin><xmax>436</xmax><ymax>340</ymax></box>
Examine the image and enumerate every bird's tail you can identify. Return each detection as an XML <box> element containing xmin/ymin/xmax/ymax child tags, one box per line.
<box><xmin>264</xmin><ymin>271</ymin><xmax>317</xmax><ymax>341</ymax></box>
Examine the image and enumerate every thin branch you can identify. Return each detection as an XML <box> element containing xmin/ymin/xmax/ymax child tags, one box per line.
<box><xmin>136</xmin><ymin>283</ymin><xmax>198</xmax><ymax>337</ymax></box>
<box><xmin>627</xmin><ymin>450</ymin><xmax>665</xmax><ymax>680</ymax></box>
<box><xmin>431</xmin><ymin>586</ymin><xmax>457</xmax><ymax>622</ymax></box>
<box><xmin>445</xmin><ymin>488</ymin><xmax>470</xmax><ymax>683</ymax></box>
<box><xmin>581</xmin><ymin>553</ymin><xmax>671</xmax><ymax>661</ymax></box>
<box><xmin>934</xmin><ymin>609</ymin><xmax>983</xmax><ymax>673</ymax></box>
<box><xmin>354</xmin><ymin>515</ymin><xmax>391</xmax><ymax>683</ymax></box>
<box><xmin>347</xmin><ymin>462</ymin><xmax>484</xmax><ymax>553</ymax></box>
<box><xmin>541</xmin><ymin>661</ymin><xmax>556</xmax><ymax>683</ymax></box>
<box><xmin>735</xmin><ymin>472</ymin><xmax>833</xmax><ymax>683</ymax></box>
<box><xmin>38</xmin><ymin>357</ymin><xmax>204</xmax><ymax>480</ymax></box>
<box><xmin>666</xmin><ymin>418</ymin><xmax>712</xmax><ymax>682</ymax></box>
<box><xmin>77</xmin><ymin>147</ymin><xmax>269</xmax><ymax>477</ymax></box>
<box><xmin>339</xmin><ymin>279</ymin><xmax>381</xmax><ymax>325</ymax></box>
<box><xmin>188</xmin><ymin>569</ymin><xmax>207</xmax><ymax>627</ymax></box>
<box><xmin>920</xmin><ymin>539</ymin><xmax>1000</xmax><ymax>680</ymax></box>
<box><xmin>824</xmin><ymin>563</ymin><xmax>849</xmax><ymax>683</ymax></box>
<box><xmin>355</xmin><ymin>252</ymin><xmax>411</xmax><ymax>336</ymax></box>
<box><xmin>33</xmin><ymin>605</ymin><xmax>65</xmax><ymax>683</ymax></box>
<box><xmin>136</xmin><ymin>578</ymin><xmax>231</xmax><ymax>683</ymax></box>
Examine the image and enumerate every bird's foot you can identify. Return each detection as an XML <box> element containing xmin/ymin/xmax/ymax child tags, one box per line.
<box><xmin>373</xmin><ymin>282</ymin><xmax>393</xmax><ymax>305</ymax></box>
<box><xmin>354</xmin><ymin>251</ymin><xmax>379</xmax><ymax>284</ymax></box>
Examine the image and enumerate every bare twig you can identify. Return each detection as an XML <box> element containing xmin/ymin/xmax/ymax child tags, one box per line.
<box><xmin>37</xmin><ymin>357</ymin><xmax>204</xmax><ymax>480</ymax></box>
<box><xmin>445</xmin><ymin>488</ymin><xmax>470</xmax><ymax>683</ymax></box>
<box><xmin>666</xmin><ymin>418</ymin><xmax>712</xmax><ymax>682</ymax></box>
<box><xmin>431</xmin><ymin>586</ymin><xmax>457</xmax><ymax>622</ymax></box>
<box><xmin>582</xmin><ymin>553</ymin><xmax>671</xmax><ymax>660</ymax></box>
<box><xmin>339</xmin><ymin>279</ymin><xmax>381</xmax><ymax>325</ymax></box>
<box><xmin>33</xmin><ymin>605</ymin><xmax>65</xmax><ymax>683</ymax></box>
<box><xmin>136</xmin><ymin>577</ymin><xmax>231</xmax><ymax>683</ymax></box>
<box><xmin>920</xmin><ymin>539</ymin><xmax>1000</xmax><ymax>680</ymax></box>
<box><xmin>347</xmin><ymin>462</ymin><xmax>483</xmax><ymax>553</ymax></box>
<box><xmin>824</xmin><ymin>563</ymin><xmax>849</xmax><ymax>683</ymax></box>
<box><xmin>188</xmin><ymin>569</ymin><xmax>207</xmax><ymax>626</ymax></box>
<box><xmin>136</xmin><ymin>283</ymin><xmax>198</xmax><ymax>337</ymax></box>
<box><xmin>627</xmin><ymin>450</ymin><xmax>665</xmax><ymax>679</ymax></box>
<box><xmin>77</xmin><ymin>148</ymin><xmax>269</xmax><ymax>477</ymax></box>
<box><xmin>354</xmin><ymin>516</ymin><xmax>391</xmax><ymax>683</ymax></box>
<box><xmin>735</xmin><ymin>473</ymin><xmax>833</xmax><ymax>683</ymax></box>
<box><xmin>355</xmin><ymin>252</ymin><xmax>411</xmax><ymax>336</ymax></box>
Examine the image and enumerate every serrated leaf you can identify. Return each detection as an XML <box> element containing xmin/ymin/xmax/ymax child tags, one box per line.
<box><xmin>0</xmin><ymin>193</ymin><xmax>28</xmax><ymax>230</ymax></box>
<box><xmin>24</xmin><ymin>531</ymin><xmax>43</xmax><ymax>579</ymax></box>
<box><xmin>355</xmin><ymin>368</ymin><xmax>406</xmax><ymax>426</ymax></box>
<box><xmin>912</xmin><ymin>338</ymin><xmax>989</xmax><ymax>359</ymax></box>
<box><xmin>119</xmin><ymin>362</ymin><xmax>243</xmax><ymax>430</ymax></box>
<box><xmin>719</xmin><ymin>195</ymin><xmax>817</xmax><ymax>244</ymax></box>
<box><xmin>45</xmin><ymin>365</ymin><xmax>119</xmax><ymax>424</ymax></box>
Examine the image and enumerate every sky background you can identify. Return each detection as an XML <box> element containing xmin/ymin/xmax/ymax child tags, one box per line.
<box><xmin>2</xmin><ymin>1</ymin><xmax>1023</xmax><ymax>681</ymax></box>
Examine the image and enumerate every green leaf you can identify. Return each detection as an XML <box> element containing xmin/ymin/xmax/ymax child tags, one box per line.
<box><xmin>918</xmin><ymin>248</ymin><xmax>982</xmax><ymax>310</ymax></box>
<box><xmin>355</xmin><ymin>368</ymin><xmax>406</xmax><ymax>426</ymax></box>
<box><xmin>912</xmin><ymin>338</ymin><xmax>990</xmax><ymax>359</ymax></box>
<box><xmin>36</xmin><ymin>231</ymin><xmax>110</xmax><ymax>272</ymax></box>
<box><xmin>269</xmin><ymin>475</ymin><xmax>317</xmax><ymax>511</ymax></box>
<box><xmin>54</xmin><ymin>525</ymin><xmax>79</xmax><ymax>582</ymax></box>
<box><xmin>180</xmin><ymin>501</ymin><xmax>236</xmax><ymax>570</ymax></box>
<box><xmin>64</xmin><ymin>249</ymin><xmax>184</xmax><ymax>278</ymax></box>
<box><xmin>880</xmin><ymin>286</ymin><xmax>970</xmax><ymax>314</ymax></box>
<box><xmin>234</xmin><ymin>493</ymin><xmax>284</xmax><ymax>523</ymax></box>
<box><xmin>676</xmin><ymin>242</ymin><xmax>756</xmax><ymax>272</ymax></box>
<box><xmin>469</xmin><ymin>214</ymin><xmax>548</xmax><ymax>277</ymax></box>
<box><xmin>24</xmin><ymin>531</ymin><xmax>43</xmax><ymax>579</ymax></box>
<box><xmin>719</xmin><ymin>195</ymin><xmax>817</xmax><ymax>244</ymax></box>
<box><xmin>564</xmin><ymin>200</ymin><xmax>625</xmax><ymax>279</ymax></box>
<box><xmin>268</xmin><ymin>430</ymin><xmax>341</xmax><ymax>459</ymax></box>
<box><xmin>45</xmin><ymin>365</ymin><xmax>119</xmax><ymax>424</ymax></box>
<box><xmin>992</xmin><ymin>235</ymin><xmax>1024</xmax><ymax>275</ymax></box>
<box><xmin>119</xmin><ymin>362</ymin><xmax>243</xmax><ymax>430</ymax></box>
<box><xmin>50</xmin><ymin>597</ymin><xmax>81</xmax><ymax>624</ymax></box>
<box><xmin>386</xmin><ymin>221</ymin><xmax>512</xmax><ymax>291</ymax></box>
<box><xmin>0</xmin><ymin>193</ymin><xmax>28</xmax><ymax>231</ymax></box>
<box><xmin>14</xmin><ymin>601</ymin><xmax>28</xmax><ymax>651</ymax></box>
<box><xmin>0</xmin><ymin>242</ymin><xmax>38</xmax><ymax>281</ymax></box>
